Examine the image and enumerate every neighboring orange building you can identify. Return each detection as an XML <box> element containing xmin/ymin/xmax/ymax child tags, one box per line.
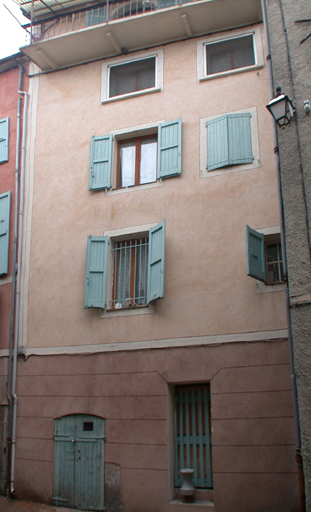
<box><xmin>0</xmin><ymin>53</ymin><xmax>29</xmax><ymax>495</ymax></box>
<box><xmin>0</xmin><ymin>0</ymin><xmax>301</xmax><ymax>510</ymax></box>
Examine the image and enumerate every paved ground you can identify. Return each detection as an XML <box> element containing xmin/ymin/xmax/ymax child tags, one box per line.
<box><xmin>0</xmin><ymin>496</ymin><xmax>80</xmax><ymax>512</ymax></box>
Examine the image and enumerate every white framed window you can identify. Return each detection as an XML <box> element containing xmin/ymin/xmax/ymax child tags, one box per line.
<box><xmin>101</xmin><ymin>49</ymin><xmax>164</xmax><ymax>102</ymax></box>
<box><xmin>245</xmin><ymin>225</ymin><xmax>285</xmax><ymax>293</ymax></box>
<box><xmin>89</xmin><ymin>118</ymin><xmax>182</xmax><ymax>192</ymax></box>
<box><xmin>84</xmin><ymin>221</ymin><xmax>166</xmax><ymax>318</ymax></box>
<box><xmin>200</xmin><ymin>106</ymin><xmax>260</xmax><ymax>178</ymax></box>
<box><xmin>197</xmin><ymin>26</ymin><xmax>264</xmax><ymax>82</ymax></box>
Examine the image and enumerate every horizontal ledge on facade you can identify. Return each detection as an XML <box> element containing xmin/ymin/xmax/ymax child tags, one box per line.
<box><xmin>3</xmin><ymin>329</ymin><xmax>288</xmax><ymax>359</ymax></box>
<box><xmin>198</xmin><ymin>63</ymin><xmax>264</xmax><ymax>82</ymax></box>
<box><xmin>169</xmin><ymin>500</ymin><xmax>214</xmax><ymax>507</ymax></box>
<box><xmin>290</xmin><ymin>293</ymin><xmax>311</xmax><ymax>307</ymax></box>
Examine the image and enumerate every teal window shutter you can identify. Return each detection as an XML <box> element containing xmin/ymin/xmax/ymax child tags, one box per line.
<box><xmin>84</xmin><ymin>235</ymin><xmax>109</xmax><ymax>308</ymax></box>
<box><xmin>0</xmin><ymin>117</ymin><xmax>9</xmax><ymax>164</ymax></box>
<box><xmin>245</xmin><ymin>225</ymin><xmax>266</xmax><ymax>282</ymax></box>
<box><xmin>158</xmin><ymin>118</ymin><xmax>182</xmax><ymax>179</ymax></box>
<box><xmin>206</xmin><ymin>115</ymin><xmax>228</xmax><ymax>170</ymax></box>
<box><xmin>207</xmin><ymin>113</ymin><xmax>253</xmax><ymax>170</ymax></box>
<box><xmin>0</xmin><ymin>191</ymin><xmax>10</xmax><ymax>276</ymax></box>
<box><xmin>228</xmin><ymin>113</ymin><xmax>253</xmax><ymax>165</ymax></box>
<box><xmin>147</xmin><ymin>220</ymin><xmax>166</xmax><ymax>303</ymax></box>
<box><xmin>89</xmin><ymin>135</ymin><xmax>112</xmax><ymax>190</ymax></box>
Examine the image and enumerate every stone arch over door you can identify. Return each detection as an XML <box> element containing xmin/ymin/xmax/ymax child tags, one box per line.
<box><xmin>53</xmin><ymin>414</ymin><xmax>105</xmax><ymax>511</ymax></box>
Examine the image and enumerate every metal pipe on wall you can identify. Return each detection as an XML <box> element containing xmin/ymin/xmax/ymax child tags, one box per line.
<box><xmin>6</xmin><ymin>65</ymin><xmax>23</xmax><ymax>495</ymax></box>
<box><xmin>9</xmin><ymin>84</ymin><xmax>29</xmax><ymax>496</ymax></box>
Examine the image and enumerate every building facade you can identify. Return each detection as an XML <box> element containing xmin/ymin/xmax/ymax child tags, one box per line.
<box><xmin>0</xmin><ymin>0</ymin><xmax>302</xmax><ymax>510</ymax></box>
<box><xmin>264</xmin><ymin>0</ymin><xmax>311</xmax><ymax>509</ymax></box>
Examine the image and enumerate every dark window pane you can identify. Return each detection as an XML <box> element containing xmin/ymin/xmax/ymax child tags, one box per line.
<box><xmin>266</xmin><ymin>242</ymin><xmax>283</xmax><ymax>284</ymax></box>
<box><xmin>109</xmin><ymin>57</ymin><xmax>156</xmax><ymax>97</ymax></box>
<box><xmin>83</xmin><ymin>422</ymin><xmax>94</xmax><ymax>431</ymax></box>
<box><xmin>206</xmin><ymin>35</ymin><xmax>255</xmax><ymax>75</ymax></box>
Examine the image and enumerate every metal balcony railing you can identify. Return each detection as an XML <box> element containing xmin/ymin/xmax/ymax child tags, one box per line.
<box><xmin>30</xmin><ymin>0</ymin><xmax>199</xmax><ymax>42</ymax></box>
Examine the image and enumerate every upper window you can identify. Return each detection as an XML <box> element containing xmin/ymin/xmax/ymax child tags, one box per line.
<box><xmin>200</xmin><ymin>107</ymin><xmax>260</xmax><ymax>178</ymax></box>
<box><xmin>0</xmin><ymin>117</ymin><xmax>9</xmax><ymax>164</ymax></box>
<box><xmin>101</xmin><ymin>50</ymin><xmax>163</xmax><ymax>102</ymax></box>
<box><xmin>206</xmin><ymin>113</ymin><xmax>253</xmax><ymax>171</ymax></box>
<box><xmin>245</xmin><ymin>225</ymin><xmax>284</xmax><ymax>286</ymax></box>
<box><xmin>109</xmin><ymin>57</ymin><xmax>156</xmax><ymax>98</ymax></box>
<box><xmin>197</xmin><ymin>26</ymin><xmax>264</xmax><ymax>82</ymax></box>
<box><xmin>89</xmin><ymin>118</ymin><xmax>181</xmax><ymax>191</ymax></box>
<box><xmin>118</xmin><ymin>135</ymin><xmax>157</xmax><ymax>188</ymax></box>
<box><xmin>84</xmin><ymin>220</ymin><xmax>166</xmax><ymax>310</ymax></box>
<box><xmin>205</xmin><ymin>35</ymin><xmax>255</xmax><ymax>76</ymax></box>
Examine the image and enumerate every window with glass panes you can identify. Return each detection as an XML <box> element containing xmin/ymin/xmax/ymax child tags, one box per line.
<box><xmin>112</xmin><ymin>238</ymin><xmax>149</xmax><ymax>308</ymax></box>
<box><xmin>117</xmin><ymin>135</ymin><xmax>157</xmax><ymax>188</ymax></box>
<box><xmin>205</xmin><ymin>34</ymin><xmax>255</xmax><ymax>76</ymax></box>
<box><xmin>175</xmin><ymin>384</ymin><xmax>213</xmax><ymax>489</ymax></box>
<box><xmin>266</xmin><ymin>241</ymin><xmax>283</xmax><ymax>284</ymax></box>
<box><xmin>109</xmin><ymin>57</ymin><xmax>156</xmax><ymax>98</ymax></box>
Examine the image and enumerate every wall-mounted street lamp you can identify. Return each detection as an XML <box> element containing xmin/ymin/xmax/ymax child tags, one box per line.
<box><xmin>266</xmin><ymin>86</ymin><xmax>295</xmax><ymax>129</ymax></box>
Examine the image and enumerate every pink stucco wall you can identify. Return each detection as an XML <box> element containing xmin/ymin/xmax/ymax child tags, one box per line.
<box><xmin>14</xmin><ymin>340</ymin><xmax>298</xmax><ymax>511</ymax></box>
<box><xmin>22</xmin><ymin>25</ymin><xmax>287</xmax><ymax>351</ymax></box>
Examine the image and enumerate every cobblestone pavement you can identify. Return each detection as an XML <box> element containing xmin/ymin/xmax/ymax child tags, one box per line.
<box><xmin>0</xmin><ymin>496</ymin><xmax>80</xmax><ymax>512</ymax></box>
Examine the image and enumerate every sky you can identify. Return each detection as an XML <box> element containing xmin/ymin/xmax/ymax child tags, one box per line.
<box><xmin>0</xmin><ymin>0</ymin><xmax>30</xmax><ymax>59</ymax></box>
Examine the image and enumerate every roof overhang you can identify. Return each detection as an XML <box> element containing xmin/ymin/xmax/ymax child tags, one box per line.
<box><xmin>20</xmin><ymin>0</ymin><xmax>262</xmax><ymax>71</ymax></box>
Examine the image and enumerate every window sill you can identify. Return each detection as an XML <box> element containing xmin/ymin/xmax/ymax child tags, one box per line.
<box><xmin>101</xmin><ymin>86</ymin><xmax>162</xmax><ymax>104</ymax></box>
<box><xmin>106</xmin><ymin>179</ymin><xmax>164</xmax><ymax>196</ymax></box>
<box><xmin>100</xmin><ymin>303</ymin><xmax>155</xmax><ymax>318</ymax></box>
<box><xmin>200</xmin><ymin>160</ymin><xmax>260</xmax><ymax>178</ymax></box>
<box><xmin>169</xmin><ymin>500</ymin><xmax>214</xmax><ymax>508</ymax></box>
<box><xmin>256</xmin><ymin>281</ymin><xmax>285</xmax><ymax>294</ymax></box>
<box><xmin>198</xmin><ymin>63</ymin><xmax>263</xmax><ymax>82</ymax></box>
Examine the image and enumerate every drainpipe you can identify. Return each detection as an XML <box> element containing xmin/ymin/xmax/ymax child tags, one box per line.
<box><xmin>260</xmin><ymin>1</ymin><xmax>305</xmax><ymax>510</ymax></box>
<box><xmin>6</xmin><ymin>65</ymin><xmax>23</xmax><ymax>495</ymax></box>
<box><xmin>9</xmin><ymin>83</ymin><xmax>29</xmax><ymax>496</ymax></box>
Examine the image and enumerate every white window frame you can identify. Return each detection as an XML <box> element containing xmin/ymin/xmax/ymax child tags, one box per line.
<box><xmin>100</xmin><ymin>223</ymin><xmax>157</xmax><ymax>318</ymax></box>
<box><xmin>101</xmin><ymin>49</ymin><xmax>164</xmax><ymax>103</ymax></box>
<box><xmin>255</xmin><ymin>227</ymin><xmax>285</xmax><ymax>294</ymax></box>
<box><xmin>197</xmin><ymin>25</ymin><xmax>264</xmax><ymax>82</ymax></box>
<box><xmin>200</xmin><ymin>106</ymin><xmax>260</xmax><ymax>178</ymax></box>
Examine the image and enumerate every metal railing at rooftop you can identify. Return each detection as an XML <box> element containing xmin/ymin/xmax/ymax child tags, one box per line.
<box><xmin>29</xmin><ymin>0</ymin><xmax>198</xmax><ymax>42</ymax></box>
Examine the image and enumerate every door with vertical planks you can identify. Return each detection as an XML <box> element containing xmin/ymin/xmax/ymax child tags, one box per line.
<box><xmin>53</xmin><ymin>415</ymin><xmax>105</xmax><ymax>511</ymax></box>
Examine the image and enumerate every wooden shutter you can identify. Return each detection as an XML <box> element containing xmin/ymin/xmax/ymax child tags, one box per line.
<box><xmin>147</xmin><ymin>220</ymin><xmax>166</xmax><ymax>303</ymax></box>
<box><xmin>245</xmin><ymin>225</ymin><xmax>266</xmax><ymax>282</ymax></box>
<box><xmin>206</xmin><ymin>115</ymin><xmax>228</xmax><ymax>170</ymax></box>
<box><xmin>89</xmin><ymin>135</ymin><xmax>112</xmax><ymax>190</ymax></box>
<box><xmin>0</xmin><ymin>191</ymin><xmax>10</xmax><ymax>276</ymax></box>
<box><xmin>228</xmin><ymin>113</ymin><xmax>253</xmax><ymax>165</ymax></box>
<box><xmin>0</xmin><ymin>117</ymin><xmax>9</xmax><ymax>164</ymax></box>
<box><xmin>158</xmin><ymin>118</ymin><xmax>182</xmax><ymax>179</ymax></box>
<box><xmin>84</xmin><ymin>235</ymin><xmax>108</xmax><ymax>308</ymax></box>
<box><xmin>174</xmin><ymin>385</ymin><xmax>212</xmax><ymax>489</ymax></box>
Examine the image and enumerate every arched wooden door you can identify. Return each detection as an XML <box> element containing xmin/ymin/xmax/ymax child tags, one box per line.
<box><xmin>53</xmin><ymin>415</ymin><xmax>105</xmax><ymax>511</ymax></box>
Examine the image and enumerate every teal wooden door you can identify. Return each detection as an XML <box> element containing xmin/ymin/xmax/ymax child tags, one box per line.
<box><xmin>53</xmin><ymin>415</ymin><xmax>105</xmax><ymax>511</ymax></box>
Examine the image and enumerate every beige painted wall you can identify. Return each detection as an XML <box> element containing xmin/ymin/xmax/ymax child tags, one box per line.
<box><xmin>23</xmin><ymin>24</ymin><xmax>286</xmax><ymax>349</ymax></box>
